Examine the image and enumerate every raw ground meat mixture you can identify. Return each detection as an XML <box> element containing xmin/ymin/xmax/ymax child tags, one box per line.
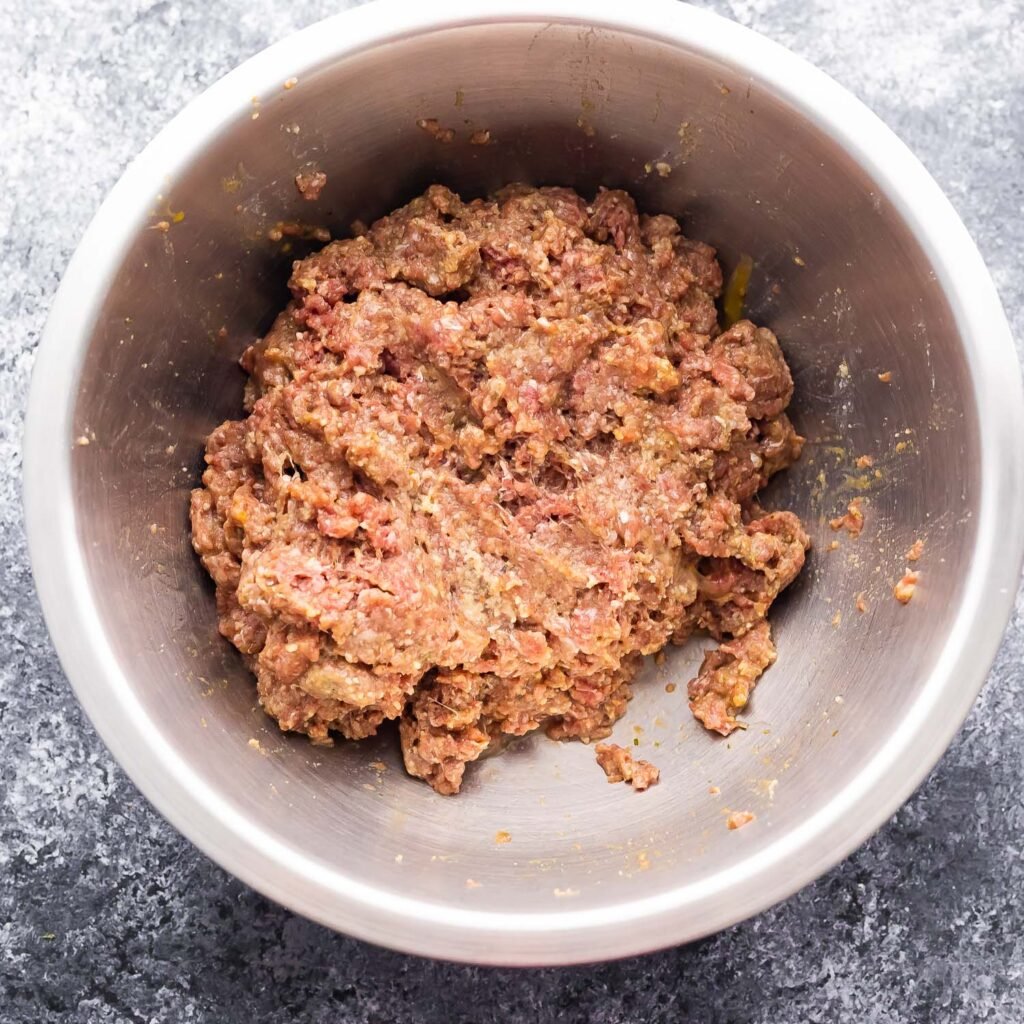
<box><xmin>190</xmin><ymin>184</ymin><xmax>809</xmax><ymax>795</ymax></box>
<box><xmin>595</xmin><ymin>743</ymin><xmax>660</xmax><ymax>791</ymax></box>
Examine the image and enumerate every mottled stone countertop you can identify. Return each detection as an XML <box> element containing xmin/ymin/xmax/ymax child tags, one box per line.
<box><xmin>2</xmin><ymin>1</ymin><xmax>1023</xmax><ymax>1021</ymax></box>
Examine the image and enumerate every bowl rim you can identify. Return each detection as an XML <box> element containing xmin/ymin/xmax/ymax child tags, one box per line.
<box><xmin>23</xmin><ymin>0</ymin><xmax>1024</xmax><ymax>966</ymax></box>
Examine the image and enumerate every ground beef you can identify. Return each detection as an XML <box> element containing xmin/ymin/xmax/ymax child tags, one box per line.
<box><xmin>595</xmin><ymin>743</ymin><xmax>660</xmax><ymax>791</ymax></box>
<box><xmin>687</xmin><ymin>621</ymin><xmax>776</xmax><ymax>735</ymax></box>
<box><xmin>190</xmin><ymin>184</ymin><xmax>810</xmax><ymax>794</ymax></box>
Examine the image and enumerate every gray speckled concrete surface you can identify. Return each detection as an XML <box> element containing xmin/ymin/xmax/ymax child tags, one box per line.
<box><xmin>2</xmin><ymin>0</ymin><xmax>1023</xmax><ymax>1020</ymax></box>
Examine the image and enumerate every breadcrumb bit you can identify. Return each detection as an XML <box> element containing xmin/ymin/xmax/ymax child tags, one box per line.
<box><xmin>553</xmin><ymin>887</ymin><xmax>580</xmax><ymax>897</ymax></box>
<box><xmin>726</xmin><ymin>810</ymin><xmax>755</xmax><ymax>830</ymax></box>
<box><xmin>465</xmin><ymin>878</ymin><xmax>482</xmax><ymax>889</ymax></box>
<box><xmin>831</xmin><ymin>610</ymin><xmax>841</xmax><ymax>627</ymax></box>
<box><xmin>495</xmin><ymin>830</ymin><xmax>511</xmax><ymax>844</ymax></box>
<box><xmin>793</xmin><ymin>255</ymin><xmax>806</xmax><ymax>267</ymax></box>
<box><xmin>284</xmin><ymin>77</ymin><xmax>298</xmax><ymax>89</ymax></box>
<box><xmin>708</xmin><ymin>785</ymin><xmax>720</xmax><ymax>796</ymax></box>
<box><xmin>855</xmin><ymin>454</ymin><xmax>874</xmax><ymax>469</ymax></box>
<box><xmin>829</xmin><ymin>497</ymin><xmax>865</xmax><ymax>537</ymax></box>
<box><xmin>828</xmin><ymin>539</ymin><xmax>840</xmax><ymax>551</ymax></box>
<box><xmin>74</xmin><ymin>435</ymin><xmax>90</xmax><ymax>447</ymax></box>
<box><xmin>855</xmin><ymin>591</ymin><xmax>868</xmax><ymax>613</ymax></box>
<box><xmin>417</xmin><ymin>118</ymin><xmax>456</xmax><ymax>143</ymax></box>
<box><xmin>664</xmin><ymin>682</ymin><xmax>676</xmax><ymax>693</ymax></box>
<box><xmin>894</xmin><ymin>571</ymin><xmax>919</xmax><ymax>604</ymax></box>
<box><xmin>295</xmin><ymin>170</ymin><xmax>328</xmax><ymax>201</ymax></box>
<box><xmin>654</xmin><ymin>161</ymin><xmax>672</xmax><ymax>177</ymax></box>
<box><xmin>878</xmin><ymin>371</ymin><xmax>893</xmax><ymax>383</ymax></box>
<box><xmin>267</xmin><ymin>221</ymin><xmax>331</xmax><ymax>243</ymax></box>
<box><xmin>905</xmin><ymin>538</ymin><xmax>925</xmax><ymax>561</ymax></box>
<box><xmin>468</xmin><ymin>129</ymin><xmax>492</xmax><ymax>146</ymax></box>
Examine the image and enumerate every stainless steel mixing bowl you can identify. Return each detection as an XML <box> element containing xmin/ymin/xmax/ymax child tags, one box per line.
<box><xmin>23</xmin><ymin>0</ymin><xmax>1024</xmax><ymax>965</ymax></box>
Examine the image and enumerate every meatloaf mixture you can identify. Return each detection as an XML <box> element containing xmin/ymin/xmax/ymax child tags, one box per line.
<box><xmin>595</xmin><ymin>743</ymin><xmax>660</xmax><ymax>791</ymax></box>
<box><xmin>190</xmin><ymin>184</ymin><xmax>809</xmax><ymax>794</ymax></box>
